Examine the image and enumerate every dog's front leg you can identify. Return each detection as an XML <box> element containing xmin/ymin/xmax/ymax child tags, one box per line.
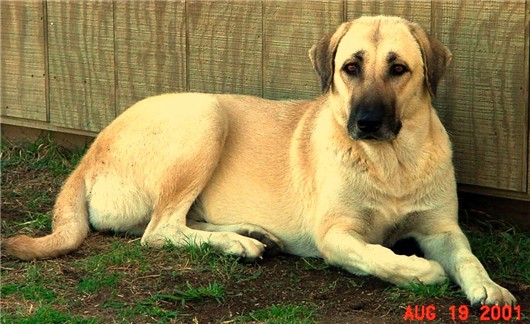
<box><xmin>317</xmin><ymin>220</ymin><xmax>447</xmax><ymax>286</ymax></box>
<box><xmin>415</xmin><ymin>221</ymin><xmax>516</xmax><ymax>306</ymax></box>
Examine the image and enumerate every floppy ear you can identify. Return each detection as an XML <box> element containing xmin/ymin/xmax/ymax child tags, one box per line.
<box><xmin>408</xmin><ymin>23</ymin><xmax>452</xmax><ymax>97</ymax></box>
<box><xmin>309</xmin><ymin>22</ymin><xmax>351</xmax><ymax>93</ymax></box>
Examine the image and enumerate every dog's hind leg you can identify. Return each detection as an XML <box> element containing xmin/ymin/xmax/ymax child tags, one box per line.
<box><xmin>140</xmin><ymin>108</ymin><xmax>269</xmax><ymax>260</ymax></box>
<box><xmin>142</xmin><ymin>200</ymin><xmax>270</xmax><ymax>259</ymax></box>
<box><xmin>187</xmin><ymin>220</ymin><xmax>284</xmax><ymax>256</ymax></box>
<box><xmin>141</xmin><ymin>170</ymin><xmax>271</xmax><ymax>259</ymax></box>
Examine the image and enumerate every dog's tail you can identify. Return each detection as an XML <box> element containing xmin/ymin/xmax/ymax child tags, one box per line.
<box><xmin>2</xmin><ymin>168</ymin><xmax>90</xmax><ymax>260</ymax></box>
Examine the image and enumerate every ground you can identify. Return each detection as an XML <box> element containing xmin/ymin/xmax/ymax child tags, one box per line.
<box><xmin>1</xmin><ymin>139</ymin><xmax>528</xmax><ymax>323</ymax></box>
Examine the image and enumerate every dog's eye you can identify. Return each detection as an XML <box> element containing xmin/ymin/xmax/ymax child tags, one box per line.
<box><xmin>390</xmin><ymin>64</ymin><xmax>409</xmax><ymax>76</ymax></box>
<box><xmin>344</xmin><ymin>63</ymin><xmax>360</xmax><ymax>76</ymax></box>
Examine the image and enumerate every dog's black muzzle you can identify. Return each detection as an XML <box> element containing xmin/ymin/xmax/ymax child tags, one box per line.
<box><xmin>347</xmin><ymin>96</ymin><xmax>401</xmax><ymax>141</ymax></box>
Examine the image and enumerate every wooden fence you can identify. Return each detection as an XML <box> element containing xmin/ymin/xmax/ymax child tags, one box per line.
<box><xmin>1</xmin><ymin>0</ymin><xmax>529</xmax><ymax>201</ymax></box>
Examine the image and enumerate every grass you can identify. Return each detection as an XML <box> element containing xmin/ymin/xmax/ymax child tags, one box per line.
<box><xmin>465</xmin><ymin>225</ymin><xmax>530</xmax><ymax>283</ymax></box>
<box><xmin>155</xmin><ymin>281</ymin><xmax>225</xmax><ymax>306</ymax></box>
<box><xmin>0</xmin><ymin>305</ymin><xmax>100</xmax><ymax>324</ymax></box>
<box><xmin>242</xmin><ymin>304</ymin><xmax>317</xmax><ymax>323</ymax></box>
<box><xmin>384</xmin><ymin>280</ymin><xmax>463</xmax><ymax>303</ymax></box>
<box><xmin>1</xmin><ymin>138</ymin><xmax>528</xmax><ymax>323</ymax></box>
<box><xmin>1</xmin><ymin>136</ymin><xmax>85</xmax><ymax>177</ymax></box>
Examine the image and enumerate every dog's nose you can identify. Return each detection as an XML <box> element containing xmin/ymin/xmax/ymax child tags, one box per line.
<box><xmin>357</xmin><ymin>117</ymin><xmax>383</xmax><ymax>133</ymax></box>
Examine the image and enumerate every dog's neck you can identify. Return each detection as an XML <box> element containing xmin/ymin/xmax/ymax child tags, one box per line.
<box><xmin>317</xmin><ymin>104</ymin><xmax>451</xmax><ymax>181</ymax></box>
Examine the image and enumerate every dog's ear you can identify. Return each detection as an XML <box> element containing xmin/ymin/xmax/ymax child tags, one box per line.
<box><xmin>309</xmin><ymin>22</ymin><xmax>351</xmax><ymax>93</ymax></box>
<box><xmin>408</xmin><ymin>23</ymin><xmax>452</xmax><ymax>98</ymax></box>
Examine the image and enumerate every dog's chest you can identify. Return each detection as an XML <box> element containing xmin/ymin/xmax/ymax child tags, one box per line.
<box><xmin>340</xmin><ymin>161</ymin><xmax>435</xmax><ymax>243</ymax></box>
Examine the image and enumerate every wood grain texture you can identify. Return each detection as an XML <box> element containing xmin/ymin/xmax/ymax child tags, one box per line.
<box><xmin>47</xmin><ymin>1</ymin><xmax>115</xmax><ymax>132</ymax></box>
<box><xmin>262</xmin><ymin>0</ymin><xmax>343</xmax><ymax>100</ymax></box>
<box><xmin>526</xmin><ymin>0</ymin><xmax>530</xmax><ymax>196</ymax></box>
<box><xmin>346</xmin><ymin>0</ymin><xmax>432</xmax><ymax>32</ymax></box>
<box><xmin>432</xmin><ymin>1</ymin><xmax>527</xmax><ymax>192</ymax></box>
<box><xmin>115</xmin><ymin>0</ymin><xmax>186</xmax><ymax>113</ymax></box>
<box><xmin>186</xmin><ymin>0</ymin><xmax>262</xmax><ymax>96</ymax></box>
<box><xmin>2</xmin><ymin>1</ymin><xmax>529</xmax><ymax>199</ymax></box>
<box><xmin>1</xmin><ymin>1</ymin><xmax>46</xmax><ymax>121</ymax></box>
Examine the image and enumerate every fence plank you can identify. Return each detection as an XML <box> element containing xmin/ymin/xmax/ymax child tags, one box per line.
<box><xmin>187</xmin><ymin>0</ymin><xmax>262</xmax><ymax>96</ymax></box>
<box><xmin>432</xmin><ymin>0</ymin><xmax>527</xmax><ymax>192</ymax></box>
<box><xmin>47</xmin><ymin>0</ymin><xmax>115</xmax><ymax>132</ymax></box>
<box><xmin>346</xmin><ymin>0</ymin><xmax>431</xmax><ymax>32</ymax></box>
<box><xmin>262</xmin><ymin>0</ymin><xmax>343</xmax><ymax>100</ymax></box>
<box><xmin>0</xmin><ymin>1</ymin><xmax>46</xmax><ymax>121</ymax></box>
<box><xmin>115</xmin><ymin>0</ymin><xmax>186</xmax><ymax>113</ymax></box>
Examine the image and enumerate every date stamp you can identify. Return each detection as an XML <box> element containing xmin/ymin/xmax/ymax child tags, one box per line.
<box><xmin>403</xmin><ymin>304</ymin><xmax>522</xmax><ymax>321</ymax></box>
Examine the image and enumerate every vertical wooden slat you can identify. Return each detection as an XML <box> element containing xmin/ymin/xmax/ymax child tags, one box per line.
<box><xmin>186</xmin><ymin>0</ymin><xmax>262</xmax><ymax>96</ymax></box>
<box><xmin>114</xmin><ymin>0</ymin><xmax>186</xmax><ymax>113</ymax></box>
<box><xmin>1</xmin><ymin>1</ymin><xmax>46</xmax><ymax>121</ymax></box>
<box><xmin>346</xmin><ymin>0</ymin><xmax>431</xmax><ymax>32</ymax></box>
<box><xmin>47</xmin><ymin>0</ymin><xmax>115</xmax><ymax>132</ymax></box>
<box><xmin>262</xmin><ymin>0</ymin><xmax>343</xmax><ymax>100</ymax></box>
<box><xmin>432</xmin><ymin>1</ymin><xmax>527</xmax><ymax>192</ymax></box>
<box><xmin>526</xmin><ymin>0</ymin><xmax>530</xmax><ymax>196</ymax></box>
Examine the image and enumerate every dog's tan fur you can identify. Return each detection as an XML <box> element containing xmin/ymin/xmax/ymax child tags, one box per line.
<box><xmin>3</xmin><ymin>16</ymin><xmax>515</xmax><ymax>306</ymax></box>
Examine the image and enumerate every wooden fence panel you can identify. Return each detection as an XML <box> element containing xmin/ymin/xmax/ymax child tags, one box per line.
<box><xmin>115</xmin><ymin>0</ymin><xmax>186</xmax><ymax>113</ymax></box>
<box><xmin>1</xmin><ymin>1</ymin><xmax>529</xmax><ymax>199</ymax></box>
<box><xmin>262</xmin><ymin>0</ymin><xmax>343</xmax><ymax>100</ymax></box>
<box><xmin>186</xmin><ymin>0</ymin><xmax>262</xmax><ymax>96</ymax></box>
<box><xmin>0</xmin><ymin>1</ymin><xmax>46</xmax><ymax>121</ymax></box>
<box><xmin>346</xmin><ymin>0</ymin><xmax>431</xmax><ymax>31</ymax></box>
<box><xmin>432</xmin><ymin>0</ymin><xmax>528</xmax><ymax>192</ymax></box>
<box><xmin>47</xmin><ymin>0</ymin><xmax>115</xmax><ymax>132</ymax></box>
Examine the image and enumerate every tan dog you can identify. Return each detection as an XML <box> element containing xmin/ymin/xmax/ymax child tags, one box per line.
<box><xmin>4</xmin><ymin>16</ymin><xmax>515</xmax><ymax>306</ymax></box>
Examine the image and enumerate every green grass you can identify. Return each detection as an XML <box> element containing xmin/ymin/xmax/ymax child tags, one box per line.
<box><xmin>300</xmin><ymin>257</ymin><xmax>330</xmax><ymax>271</ymax></box>
<box><xmin>76</xmin><ymin>273</ymin><xmax>124</xmax><ymax>294</ymax></box>
<box><xmin>101</xmin><ymin>299</ymin><xmax>180</xmax><ymax>323</ymax></box>
<box><xmin>1</xmin><ymin>212</ymin><xmax>52</xmax><ymax>236</ymax></box>
<box><xmin>2</xmin><ymin>138</ymin><xmax>528</xmax><ymax>323</ymax></box>
<box><xmin>76</xmin><ymin>240</ymin><xmax>149</xmax><ymax>272</ymax></box>
<box><xmin>155</xmin><ymin>281</ymin><xmax>226</xmax><ymax>306</ymax></box>
<box><xmin>1</xmin><ymin>136</ymin><xmax>85</xmax><ymax>177</ymax></box>
<box><xmin>384</xmin><ymin>280</ymin><xmax>462</xmax><ymax>303</ymax></box>
<box><xmin>0</xmin><ymin>305</ymin><xmax>100</xmax><ymax>324</ymax></box>
<box><xmin>465</xmin><ymin>226</ymin><xmax>530</xmax><ymax>283</ymax></box>
<box><xmin>242</xmin><ymin>304</ymin><xmax>317</xmax><ymax>323</ymax></box>
<box><xmin>1</xmin><ymin>264</ymin><xmax>61</xmax><ymax>302</ymax></box>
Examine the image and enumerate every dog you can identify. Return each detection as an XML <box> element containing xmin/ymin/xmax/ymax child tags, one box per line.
<box><xmin>3</xmin><ymin>16</ymin><xmax>515</xmax><ymax>306</ymax></box>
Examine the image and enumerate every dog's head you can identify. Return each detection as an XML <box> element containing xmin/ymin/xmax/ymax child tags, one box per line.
<box><xmin>309</xmin><ymin>16</ymin><xmax>452</xmax><ymax>141</ymax></box>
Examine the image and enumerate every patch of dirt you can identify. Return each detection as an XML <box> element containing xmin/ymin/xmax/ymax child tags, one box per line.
<box><xmin>1</xmin><ymin>148</ymin><xmax>529</xmax><ymax>323</ymax></box>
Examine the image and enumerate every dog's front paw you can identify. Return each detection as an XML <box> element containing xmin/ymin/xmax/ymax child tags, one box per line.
<box><xmin>417</xmin><ymin>259</ymin><xmax>447</xmax><ymax>285</ymax></box>
<box><xmin>383</xmin><ymin>255</ymin><xmax>447</xmax><ymax>286</ymax></box>
<box><xmin>465</xmin><ymin>280</ymin><xmax>516</xmax><ymax>306</ymax></box>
